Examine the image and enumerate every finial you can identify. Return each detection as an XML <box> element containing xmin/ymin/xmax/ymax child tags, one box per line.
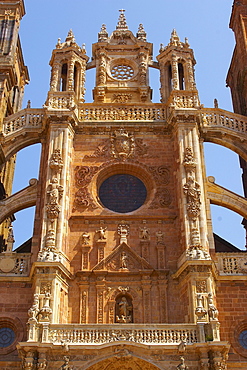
<box><xmin>65</xmin><ymin>29</ymin><xmax>75</xmax><ymax>44</ymax></box>
<box><xmin>214</xmin><ymin>98</ymin><xmax>218</xmax><ymax>108</ymax></box>
<box><xmin>6</xmin><ymin>225</ymin><xmax>15</xmax><ymax>253</ymax></box>
<box><xmin>136</xmin><ymin>23</ymin><xmax>147</xmax><ymax>41</ymax></box>
<box><xmin>116</xmin><ymin>9</ymin><xmax>128</xmax><ymax>30</ymax></box>
<box><xmin>56</xmin><ymin>38</ymin><xmax>61</xmax><ymax>48</ymax></box>
<box><xmin>169</xmin><ymin>29</ymin><xmax>181</xmax><ymax>47</ymax></box>
<box><xmin>26</xmin><ymin>100</ymin><xmax>31</xmax><ymax>108</ymax></box>
<box><xmin>184</xmin><ymin>37</ymin><xmax>190</xmax><ymax>47</ymax></box>
<box><xmin>98</xmin><ymin>23</ymin><xmax>108</xmax><ymax>42</ymax></box>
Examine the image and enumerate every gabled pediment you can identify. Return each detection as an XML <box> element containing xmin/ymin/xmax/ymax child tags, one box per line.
<box><xmin>93</xmin><ymin>242</ymin><xmax>153</xmax><ymax>272</ymax></box>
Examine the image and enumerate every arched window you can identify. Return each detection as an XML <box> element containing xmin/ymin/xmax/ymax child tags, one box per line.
<box><xmin>178</xmin><ymin>62</ymin><xmax>185</xmax><ymax>90</ymax></box>
<box><xmin>60</xmin><ymin>63</ymin><xmax>68</xmax><ymax>91</ymax></box>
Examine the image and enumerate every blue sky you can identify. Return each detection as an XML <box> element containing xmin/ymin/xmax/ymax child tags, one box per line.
<box><xmin>12</xmin><ymin>0</ymin><xmax>246</xmax><ymax>249</ymax></box>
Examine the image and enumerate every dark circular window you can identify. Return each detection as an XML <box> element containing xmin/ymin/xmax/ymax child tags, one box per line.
<box><xmin>239</xmin><ymin>330</ymin><xmax>247</xmax><ymax>349</ymax></box>
<box><xmin>0</xmin><ymin>327</ymin><xmax>15</xmax><ymax>348</ymax></box>
<box><xmin>99</xmin><ymin>174</ymin><xmax>147</xmax><ymax>213</ymax></box>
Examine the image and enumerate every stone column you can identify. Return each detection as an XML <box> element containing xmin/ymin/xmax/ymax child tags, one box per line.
<box><xmin>171</xmin><ymin>55</ymin><xmax>179</xmax><ymax>90</ymax></box>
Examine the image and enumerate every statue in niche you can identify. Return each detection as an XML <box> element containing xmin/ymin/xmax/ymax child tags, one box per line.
<box><xmin>120</xmin><ymin>251</ymin><xmax>128</xmax><ymax>269</ymax></box>
<box><xmin>47</xmin><ymin>178</ymin><xmax>63</xmax><ymax>205</ymax></box>
<box><xmin>208</xmin><ymin>293</ymin><xmax>219</xmax><ymax>321</ymax></box>
<box><xmin>116</xmin><ymin>295</ymin><xmax>133</xmax><ymax>323</ymax></box>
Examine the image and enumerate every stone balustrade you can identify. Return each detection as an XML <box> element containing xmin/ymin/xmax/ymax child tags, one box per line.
<box><xmin>201</xmin><ymin>108</ymin><xmax>247</xmax><ymax>134</ymax></box>
<box><xmin>45</xmin><ymin>91</ymin><xmax>76</xmax><ymax>110</ymax></box>
<box><xmin>79</xmin><ymin>104</ymin><xmax>167</xmax><ymax>121</ymax></box>
<box><xmin>3</xmin><ymin>108</ymin><xmax>44</xmax><ymax>135</ymax></box>
<box><xmin>216</xmin><ymin>253</ymin><xmax>247</xmax><ymax>275</ymax></box>
<box><xmin>168</xmin><ymin>91</ymin><xmax>200</xmax><ymax>109</ymax></box>
<box><xmin>0</xmin><ymin>253</ymin><xmax>31</xmax><ymax>276</ymax></box>
<box><xmin>47</xmin><ymin>324</ymin><xmax>198</xmax><ymax>345</ymax></box>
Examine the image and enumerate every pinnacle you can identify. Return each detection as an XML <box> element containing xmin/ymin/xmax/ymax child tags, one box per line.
<box><xmin>116</xmin><ymin>9</ymin><xmax>128</xmax><ymax>30</ymax></box>
<box><xmin>65</xmin><ymin>29</ymin><xmax>75</xmax><ymax>43</ymax></box>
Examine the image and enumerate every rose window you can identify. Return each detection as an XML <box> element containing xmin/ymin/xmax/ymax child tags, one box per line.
<box><xmin>239</xmin><ymin>330</ymin><xmax>247</xmax><ymax>349</ymax></box>
<box><xmin>111</xmin><ymin>65</ymin><xmax>134</xmax><ymax>80</ymax></box>
<box><xmin>0</xmin><ymin>327</ymin><xmax>15</xmax><ymax>348</ymax></box>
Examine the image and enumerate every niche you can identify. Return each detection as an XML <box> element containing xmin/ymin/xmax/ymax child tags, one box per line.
<box><xmin>115</xmin><ymin>294</ymin><xmax>133</xmax><ymax>323</ymax></box>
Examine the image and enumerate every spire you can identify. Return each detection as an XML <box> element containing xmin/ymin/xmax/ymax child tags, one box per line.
<box><xmin>116</xmin><ymin>9</ymin><xmax>128</xmax><ymax>30</ymax></box>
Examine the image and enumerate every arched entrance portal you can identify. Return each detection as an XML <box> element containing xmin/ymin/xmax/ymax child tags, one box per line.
<box><xmin>86</xmin><ymin>355</ymin><xmax>162</xmax><ymax>370</ymax></box>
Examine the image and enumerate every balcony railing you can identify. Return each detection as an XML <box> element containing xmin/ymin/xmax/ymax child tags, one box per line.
<box><xmin>47</xmin><ymin>324</ymin><xmax>198</xmax><ymax>345</ymax></box>
<box><xmin>0</xmin><ymin>253</ymin><xmax>31</xmax><ymax>276</ymax></box>
<box><xmin>216</xmin><ymin>253</ymin><xmax>247</xmax><ymax>275</ymax></box>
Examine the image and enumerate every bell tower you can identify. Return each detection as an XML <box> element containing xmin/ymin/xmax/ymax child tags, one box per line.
<box><xmin>0</xmin><ymin>0</ymin><xmax>29</xmax><ymax>251</ymax></box>
<box><xmin>91</xmin><ymin>10</ymin><xmax>152</xmax><ymax>103</ymax></box>
<box><xmin>157</xmin><ymin>29</ymin><xmax>199</xmax><ymax>107</ymax></box>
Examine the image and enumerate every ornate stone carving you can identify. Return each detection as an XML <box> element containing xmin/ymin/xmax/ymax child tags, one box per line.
<box><xmin>40</xmin><ymin>282</ymin><xmax>52</xmax><ymax>294</ymax></box>
<box><xmin>111</xmin><ymin>129</ymin><xmax>135</xmax><ymax>161</ymax></box>
<box><xmin>96</xmin><ymin>226</ymin><xmax>107</xmax><ymax>240</ymax></box>
<box><xmin>149</xmin><ymin>188</ymin><xmax>171</xmax><ymax>208</ymax></box>
<box><xmin>139</xmin><ymin>226</ymin><xmax>149</xmax><ymax>240</ymax></box>
<box><xmin>59</xmin><ymin>356</ymin><xmax>73</xmax><ymax>370</ymax></box>
<box><xmin>98</xmin><ymin>291</ymin><xmax>104</xmax><ymax>323</ymax></box>
<box><xmin>47</xmin><ymin>178</ymin><xmax>63</xmax><ymax>205</ymax></box>
<box><xmin>37</xmin><ymin>353</ymin><xmax>47</xmax><ymax>369</ymax></box>
<box><xmin>183</xmin><ymin>179</ymin><xmax>201</xmax><ymax>219</ymax></box>
<box><xmin>120</xmin><ymin>251</ymin><xmax>128</xmax><ymax>270</ymax></box>
<box><xmin>81</xmin><ymin>291</ymin><xmax>87</xmax><ymax>324</ymax></box>
<box><xmin>186</xmin><ymin>246</ymin><xmax>210</xmax><ymax>260</ymax></box>
<box><xmin>196</xmin><ymin>280</ymin><xmax>207</xmax><ymax>293</ymax></box>
<box><xmin>195</xmin><ymin>293</ymin><xmax>207</xmax><ymax>321</ymax></box>
<box><xmin>98</xmin><ymin>24</ymin><xmax>108</xmax><ymax>42</ymax></box>
<box><xmin>40</xmin><ymin>292</ymin><xmax>52</xmax><ymax>322</ymax></box>
<box><xmin>74</xmin><ymin>166</ymin><xmax>98</xmax><ymax>210</ymax></box>
<box><xmin>156</xmin><ymin>230</ymin><xmax>164</xmax><ymax>244</ymax></box>
<box><xmin>74</xmin><ymin>187</ymin><xmax>97</xmax><ymax>210</ymax></box>
<box><xmin>46</xmin><ymin>178</ymin><xmax>63</xmax><ymax>219</ymax></box>
<box><xmin>207</xmin><ymin>293</ymin><xmax>219</xmax><ymax>321</ymax></box>
<box><xmin>149</xmin><ymin>166</ymin><xmax>170</xmax><ymax>185</ymax></box>
<box><xmin>177</xmin><ymin>356</ymin><xmax>189</xmax><ymax>370</ymax></box>
<box><xmin>82</xmin><ymin>232</ymin><xmax>90</xmax><ymax>246</ymax></box>
<box><xmin>118</xmin><ymin>224</ymin><xmax>129</xmax><ymax>244</ymax></box>
<box><xmin>112</xmin><ymin>93</ymin><xmax>132</xmax><ymax>103</ymax></box>
<box><xmin>116</xmin><ymin>296</ymin><xmax>133</xmax><ymax>323</ymax></box>
<box><xmin>49</xmin><ymin>149</ymin><xmax>63</xmax><ymax>172</ymax></box>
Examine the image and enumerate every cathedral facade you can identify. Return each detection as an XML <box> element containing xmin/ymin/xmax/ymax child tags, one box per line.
<box><xmin>0</xmin><ymin>1</ymin><xmax>247</xmax><ymax>369</ymax></box>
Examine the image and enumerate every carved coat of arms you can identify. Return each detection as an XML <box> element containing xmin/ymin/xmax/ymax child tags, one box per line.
<box><xmin>111</xmin><ymin>129</ymin><xmax>135</xmax><ymax>160</ymax></box>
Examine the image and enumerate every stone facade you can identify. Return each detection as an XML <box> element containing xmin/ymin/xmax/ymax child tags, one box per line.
<box><xmin>0</xmin><ymin>2</ymin><xmax>247</xmax><ymax>370</ymax></box>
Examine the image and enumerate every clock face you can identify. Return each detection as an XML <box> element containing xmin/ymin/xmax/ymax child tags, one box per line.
<box><xmin>99</xmin><ymin>174</ymin><xmax>147</xmax><ymax>213</ymax></box>
<box><xmin>111</xmin><ymin>64</ymin><xmax>134</xmax><ymax>80</ymax></box>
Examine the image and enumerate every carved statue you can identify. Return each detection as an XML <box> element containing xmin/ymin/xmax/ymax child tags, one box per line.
<box><xmin>208</xmin><ymin>293</ymin><xmax>219</xmax><ymax>321</ymax></box>
<box><xmin>82</xmin><ymin>232</ymin><xmax>90</xmax><ymax>245</ymax></box>
<box><xmin>177</xmin><ymin>356</ymin><xmax>189</xmax><ymax>370</ymax></box>
<box><xmin>59</xmin><ymin>356</ymin><xmax>73</xmax><ymax>370</ymax></box>
<box><xmin>47</xmin><ymin>178</ymin><xmax>63</xmax><ymax>205</ymax></box>
<box><xmin>156</xmin><ymin>230</ymin><xmax>164</xmax><ymax>244</ymax></box>
<box><xmin>139</xmin><ymin>226</ymin><xmax>149</xmax><ymax>240</ymax></box>
<box><xmin>97</xmin><ymin>226</ymin><xmax>107</xmax><ymax>240</ymax></box>
<box><xmin>120</xmin><ymin>251</ymin><xmax>128</xmax><ymax>269</ymax></box>
<box><xmin>116</xmin><ymin>296</ymin><xmax>132</xmax><ymax>323</ymax></box>
<box><xmin>118</xmin><ymin>224</ymin><xmax>130</xmax><ymax>244</ymax></box>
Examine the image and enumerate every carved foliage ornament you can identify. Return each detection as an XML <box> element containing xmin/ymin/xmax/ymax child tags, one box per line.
<box><xmin>74</xmin><ymin>166</ymin><xmax>98</xmax><ymax>210</ymax></box>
